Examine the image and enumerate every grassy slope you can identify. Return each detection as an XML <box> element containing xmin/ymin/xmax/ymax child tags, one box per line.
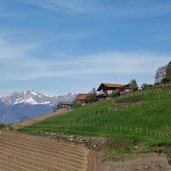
<box><xmin>20</xmin><ymin>86</ymin><xmax>171</xmax><ymax>146</ymax></box>
<box><xmin>19</xmin><ymin>86</ymin><xmax>171</xmax><ymax>161</ymax></box>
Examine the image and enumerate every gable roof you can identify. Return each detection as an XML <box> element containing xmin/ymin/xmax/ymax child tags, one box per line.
<box><xmin>77</xmin><ymin>94</ymin><xmax>89</xmax><ymax>101</ymax></box>
<box><xmin>97</xmin><ymin>83</ymin><xmax>125</xmax><ymax>91</ymax></box>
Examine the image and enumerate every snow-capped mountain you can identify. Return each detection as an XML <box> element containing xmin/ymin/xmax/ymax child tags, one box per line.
<box><xmin>0</xmin><ymin>90</ymin><xmax>76</xmax><ymax>125</ymax></box>
<box><xmin>0</xmin><ymin>90</ymin><xmax>56</xmax><ymax>106</ymax></box>
<box><xmin>0</xmin><ymin>90</ymin><xmax>76</xmax><ymax>106</ymax></box>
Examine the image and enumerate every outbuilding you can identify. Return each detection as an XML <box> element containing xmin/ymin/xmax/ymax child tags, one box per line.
<box><xmin>76</xmin><ymin>93</ymin><xmax>90</xmax><ymax>105</ymax></box>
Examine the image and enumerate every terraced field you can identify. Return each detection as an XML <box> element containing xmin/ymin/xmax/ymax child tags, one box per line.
<box><xmin>0</xmin><ymin>131</ymin><xmax>89</xmax><ymax>171</ymax></box>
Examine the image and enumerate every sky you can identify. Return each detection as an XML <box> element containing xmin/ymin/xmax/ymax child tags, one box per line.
<box><xmin>0</xmin><ymin>0</ymin><xmax>171</xmax><ymax>96</ymax></box>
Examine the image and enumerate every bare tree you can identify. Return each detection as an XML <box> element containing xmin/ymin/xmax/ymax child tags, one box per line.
<box><xmin>166</xmin><ymin>61</ymin><xmax>171</xmax><ymax>82</ymax></box>
<box><xmin>155</xmin><ymin>66</ymin><xmax>166</xmax><ymax>84</ymax></box>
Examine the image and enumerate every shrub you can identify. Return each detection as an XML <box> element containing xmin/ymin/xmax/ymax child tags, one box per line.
<box><xmin>85</xmin><ymin>93</ymin><xmax>97</xmax><ymax>103</ymax></box>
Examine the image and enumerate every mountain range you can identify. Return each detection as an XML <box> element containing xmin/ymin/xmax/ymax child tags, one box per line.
<box><xmin>0</xmin><ymin>90</ymin><xmax>76</xmax><ymax>125</ymax></box>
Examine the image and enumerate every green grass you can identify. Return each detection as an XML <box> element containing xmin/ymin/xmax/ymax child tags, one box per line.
<box><xmin>19</xmin><ymin>86</ymin><xmax>171</xmax><ymax>160</ymax></box>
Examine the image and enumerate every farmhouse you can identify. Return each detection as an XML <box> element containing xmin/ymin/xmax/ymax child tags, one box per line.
<box><xmin>76</xmin><ymin>93</ymin><xmax>90</xmax><ymax>105</ymax></box>
<box><xmin>97</xmin><ymin>83</ymin><xmax>128</xmax><ymax>98</ymax></box>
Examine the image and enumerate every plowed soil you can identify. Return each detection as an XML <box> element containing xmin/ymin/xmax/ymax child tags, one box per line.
<box><xmin>0</xmin><ymin>131</ymin><xmax>89</xmax><ymax>171</ymax></box>
<box><xmin>1</xmin><ymin>131</ymin><xmax>171</xmax><ymax>171</ymax></box>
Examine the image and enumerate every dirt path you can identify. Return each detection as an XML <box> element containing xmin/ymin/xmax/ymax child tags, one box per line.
<box><xmin>87</xmin><ymin>151</ymin><xmax>97</xmax><ymax>171</ymax></box>
<box><xmin>11</xmin><ymin>108</ymin><xmax>69</xmax><ymax>129</ymax></box>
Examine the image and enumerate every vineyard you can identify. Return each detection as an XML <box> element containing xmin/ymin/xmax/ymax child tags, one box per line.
<box><xmin>20</xmin><ymin>86</ymin><xmax>171</xmax><ymax>145</ymax></box>
<box><xmin>0</xmin><ymin>131</ymin><xmax>89</xmax><ymax>171</ymax></box>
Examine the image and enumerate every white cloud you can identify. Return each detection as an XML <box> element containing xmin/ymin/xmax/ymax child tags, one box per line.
<box><xmin>0</xmin><ymin>34</ymin><xmax>39</xmax><ymax>59</ymax></box>
<box><xmin>0</xmin><ymin>35</ymin><xmax>170</xmax><ymax>96</ymax></box>
<box><xmin>0</xmin><ymin>33</ymin><xmax>170</xmax><ymax>81</ymax></box>
<box><xmin>2</xmin><ymin>51</ymin><xmax>170</xmax><ymax>80</ymax></box>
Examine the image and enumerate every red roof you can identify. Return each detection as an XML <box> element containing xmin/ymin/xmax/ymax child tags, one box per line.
<box><xmin>77</xmin><ymin>94</ymin><xmax>89</xmax><ymax>101</ymax></box>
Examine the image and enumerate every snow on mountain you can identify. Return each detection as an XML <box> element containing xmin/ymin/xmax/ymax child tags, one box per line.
<box><xmin>0</xmin><ymin>91</ymin><xmax>76</xmax><ymax>125</ymax></box>
<box><xmin>24</xmin><ymin>90</ymin><xmax>38</xmax><ymax>96</ymax></box>
<box><xmin>0</xmin><ymin>90</ymin><xmax>56</xmax><ymax>106</ymax></box>
<box><xmin>1</xmin><ymin>90</ymin><xmax>77</xmax><ymax>106</ymax></box>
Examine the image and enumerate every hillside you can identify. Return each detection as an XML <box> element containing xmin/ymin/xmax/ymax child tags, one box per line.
<box><xmin>21</xmin><ymin>86</ymin><xmax>171</xmax><ymax>143</ymax></box>
<box><xmin>18</xmin><ymin>85</ymin><xmax>171</xmax><ymax>166</ymax></box>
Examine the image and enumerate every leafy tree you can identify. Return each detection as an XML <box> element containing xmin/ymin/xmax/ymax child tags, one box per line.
<box><xmin>85</xmin><ymin>93</ymin><xmax>97</xmax><ymax>103</ymax></box>
<box><xmin>129</xmin><ymin>79</ymin><xmax>138</xmax><ymax>91</ymax></box>
<box><xmin>86</xmin><ymin>88</ymin><xmax>97</xmax><ymax>103</ymax></box>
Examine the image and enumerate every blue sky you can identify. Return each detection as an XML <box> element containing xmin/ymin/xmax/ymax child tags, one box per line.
<box><xmin>0</xmin><ymin>0</ymin><xmax>171</xmax><ymax>96</ymax></box>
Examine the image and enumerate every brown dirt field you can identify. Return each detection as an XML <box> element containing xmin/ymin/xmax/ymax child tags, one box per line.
<box><xmin>99</xmin><ymin>153</ymin><xmax>171</xmax><ymax>171</ymax></box>
<box><xmin>1</xmin><ymin>131</ymin><xmax>171</xmax><ymax>171</ymax></box>
<box><xmin>11</xmin><ymin>108</ymin><xmax>69</xmax><ymax>129</ymax></box>
<box><xmin>0</xmin><ymin>131</ymin><xmax>89</xmax><ymax>171</ymax></box>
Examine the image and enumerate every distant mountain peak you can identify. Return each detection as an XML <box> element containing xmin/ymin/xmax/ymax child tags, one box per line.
<box><xmin>0</xmin><ymin>90</ymin><xmax>76</xmax><ymax>124</ymax></box>
<box><xmin>23</xmin><ymin>90</ymin><xmax>38</xmax><ymax>96</ymax></box>
<box><xmin>0</xmin><ymin>90</ymin><xmax>76</xmax><ymax>106</ymax></box>
<box><xmin>4</xmin><ymin>90</ymin><xmax>54</xmax><ymax>106</ymax></box>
